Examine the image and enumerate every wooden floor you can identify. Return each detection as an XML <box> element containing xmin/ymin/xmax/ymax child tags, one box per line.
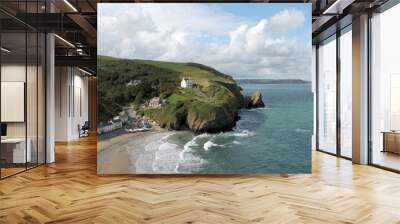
<box><xmin>373</xmin><ymin>150</ymin><xmax>400</xmax><ymax>171</ymax></box>
<box><xmin>1</xmin><ymin>136</ymin><xmax>400</xmax><ymax>224</ymax></box>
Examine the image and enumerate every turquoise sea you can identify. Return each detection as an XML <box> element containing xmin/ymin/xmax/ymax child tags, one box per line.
<box><xmin>135</xmin><ymin>83</ymin><xmax>313</xmax><ymax>174</ymax></box>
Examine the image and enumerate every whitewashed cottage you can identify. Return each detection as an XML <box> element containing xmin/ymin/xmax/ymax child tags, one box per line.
<box><xmin>181</xmin><ymin>78</ymin><xmax>193</xmax><ymax>88</ymax></box>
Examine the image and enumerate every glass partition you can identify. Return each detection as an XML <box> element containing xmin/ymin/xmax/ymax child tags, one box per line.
<box><xmin>1</xmin><ymin>31</ymin><xmax>28</xmax><ymax>177</ymax></box>
<box><xmin>371</xmin><ymin>4</ymin><xmax>400</xmax><ymax>171</ymax></box>
<box><xmin>0</xmin><ymin>2</ymin><xmax>46</xmax><ymax>179</ymax></box>
<box><xmin>317</xmin><ymin>35</ymin><xmax>337</xmax><ymax>154</ymax></box>
<box><xmin>38</xmin><ymin>32</ymin><xmax>45</xmax><ymax>165</ymax></box>
<box><xmin>27</xmin><ymin>31</ymin><xmax>38</xmax><ymax>169</ymax></box>
<box><xmin>339</xmin><ymin>27</ymin><xmax>352</xmax><ymax>158</ymax></box>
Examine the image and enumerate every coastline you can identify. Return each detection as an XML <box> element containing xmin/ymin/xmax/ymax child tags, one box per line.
<box><xmin>97</xmin><ymin>127</ymin><xmax>170</xmax><ymax>174</ymax></box>
<box><xmin>97</xmin><ymin>125</ymin><xmax>165</xmax><ymax>152</ymax></box>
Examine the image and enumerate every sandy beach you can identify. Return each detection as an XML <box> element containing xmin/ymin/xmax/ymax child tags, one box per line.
<box><xmin>97</xmin><ymin>128</ymin><xmax>170</xmax><ymax>174</ymax></box>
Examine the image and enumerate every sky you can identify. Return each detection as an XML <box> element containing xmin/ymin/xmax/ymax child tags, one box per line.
<box><xmin>98</xmin><ymin>3</ymin><xmax>312</xmax><ymax>80</ymax></box>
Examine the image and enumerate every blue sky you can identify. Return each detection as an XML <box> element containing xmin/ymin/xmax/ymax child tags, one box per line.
<box><xmin>98</xmin><ymin>3</ymin><xmax>311</xmax><ymax>80</ymax></box>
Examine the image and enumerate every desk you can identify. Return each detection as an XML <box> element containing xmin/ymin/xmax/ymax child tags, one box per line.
<box><xmin>382</xmin><ymin>131</ymin><xmax>400</xmax><ymax>154</ymax></box>
<box><xmin>1</xmin><ymin>138</ymin><xmax>31</xmax><ymax>163</ymax></box>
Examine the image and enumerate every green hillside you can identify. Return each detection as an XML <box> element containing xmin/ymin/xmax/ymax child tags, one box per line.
<box><xmin>98</xmin><ymin>55</ymin><xmax>245</xmax><ymax>133</ymax></box>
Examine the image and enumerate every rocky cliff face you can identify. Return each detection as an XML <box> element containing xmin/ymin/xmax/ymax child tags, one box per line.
<box><xmin>186</xmin><ymin>102</ymin><xmax>237</xmax><ymax>133</ymax></box>
<box><xmin>151</xmin><ymin>88</ymin><xmax>264</xmax><ymax>133</ymax></box>
<box><xmin>185</xmin><ymin>89</ymin><xmax>264</xmax><ymax>133</ymax></box>
<box><xmin>245</xmin><ymin>90</ymin><xmax>265</xmax><ymax>109</ymax></box>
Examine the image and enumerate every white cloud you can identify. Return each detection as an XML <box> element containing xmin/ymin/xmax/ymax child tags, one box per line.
<box><xmin>139</xmin><ymin>4</ymin><xmax>243</xmax><ymax>35</ymax></box>
<box><xmin>98</xmin><ymin>4</ymin><xmax>311</xmax><ymax>80</ymax></box>
<box><xmin>268</xmin><ymin>9</ymin><xmax>306</xmax><ymax>33</ymax></box>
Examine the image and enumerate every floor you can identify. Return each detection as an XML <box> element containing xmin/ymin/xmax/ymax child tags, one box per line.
<box><xmin>1</xmin><ymin>162</ymin><xmax>45</xmax><ymax>179</ymax></box>
<box><xmin>0</xmin><ymin>167</ymin><xmax>26</xmax><ymax>178</ymax></box>
<box><xmin>0</xmin><ymin>136</ymin><xmax>400</xmax><ymax>223</ymax></box>
<box><xmin>372</xmin><ymin>150</ymin><xmax>400</xmax><ymax>171</ymax></box>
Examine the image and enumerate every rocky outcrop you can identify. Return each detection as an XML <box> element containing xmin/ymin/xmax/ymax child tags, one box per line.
<box><xmin>152</xmin><ymin>88</ymin><xmax>264</xmax><ymax>133</ymax></box>
<box><xmin>245</xmin><ymin>90</ymin><xmax>265</xmax><ymax>109</ymax></box>
<box><xmin>155</xmin><ymin>88</ymin><xmax>264</xmax><ymax>133</ymax></box>
<box><xmin>186</xmin><ymin>102</ymin><xmax>237</xmax><ymax>133</ymax></box>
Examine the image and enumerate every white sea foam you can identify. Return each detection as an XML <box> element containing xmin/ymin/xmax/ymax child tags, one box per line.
<box><xmin>233</xmin><ymin>130</ymin><xmax>256</xmax><ymax>137</ymax></box>
<box><xmin>248</xmin><ymin>107</ymin><xmax>268</xmax><ymax>111</ymax></box>
<box><xmin>175</xmin><ymin>133</ymin><xmax>211</xmax><ymax>172</ymax></box>
<box><xmin>180</xmin><ymin>133</ymin><xmax>208</xmax><ymax>160</ymax></box>
<box><xmin>135</xmin><ymin>152</ymin><xmax>154</xmax><ymax>173</ymax></box>
<box><xmin>180</xmin><ymin>145</ymin><xmax>193</xmax><ymax>160</ymax></box>
<box><xmin>176</xmin><ymin>155</ymin><xmax>206</xmax><ymax>173</ymax></box>
<box><xmin>174</xmin><ymin>163</ymin><xmax>180</xmax><ymax>173</ymax></box>
<box><xmin>159</xmin><ymin>142</ymin><xmax>179</xmax><ymax>151</ymax></box>
<box><xmin>203</xmin><ymin>141</ymin><xmax>223</xmax><ymax>151</ymax></box>
<box><xmin>161</xmin><ymin>133</ymin><xmax>174</xmax><ymax>140</ymax></box>
<box><xmin>233</xmin><ymin>140</ymin><xmax>241</xmax><ymax>145</ymax></box>
<box><xmin>144</xmin><ymin>133</ymin><xmax>174</xmax><ymax>152</ymax></box>
<box><xmin>183</xmin><ymin>137</ymin><xmax>198</xmax><ymax>153</ymax></box>
<box><xmin>144</xmin><ymin>140</ymin><xmax>160</xmax><ymax>152</ymax></box>
<box><xmin>141</xmin><ymin>132</ymin><xmax>210</xmax><ymax>174</ymax></box>
<box><xmin>136</xmin><ymin>132</ymin><xmax>176</xmax><ymax>173</ymax></box>
<box><xmin>152</xmin><ymin>142</ymin><xmax>181</xmax><ymax>174</ymax></box>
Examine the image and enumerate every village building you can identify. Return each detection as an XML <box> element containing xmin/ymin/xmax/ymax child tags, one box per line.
<box><xmin>149</xmin><ymin>97</ymin><xmax>163</xmax><ymax>108</ymax></box>
<box><xmin>181</xmin><ymin>78</ymin><xmax>193</xmax><ymax>88</ymax></box>
<box><xmin>118</xmin><ymin>111</ymin><xmax>129</xmax><ymax>124</ymax></box>
<box><xmin>126</xmin><ymin>79</ymin><xmax>142</xmax><ymax>87</ymax></box>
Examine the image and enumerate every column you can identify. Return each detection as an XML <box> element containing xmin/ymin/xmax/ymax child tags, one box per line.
<box><xmin>352</xmin><ymin>14</ymin><xmax>369</xmax><ymax>164</ymax></box>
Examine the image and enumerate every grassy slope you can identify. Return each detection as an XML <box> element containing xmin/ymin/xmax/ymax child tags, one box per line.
<box><xmin>98</xmin><ymin>55</ymin><xmax>243</xmax><ymax>131</ymax></box>
<box><xmin>137</xmin><ymin>59</ymin><xmax>235</xmax><ymax>87</ymax></box>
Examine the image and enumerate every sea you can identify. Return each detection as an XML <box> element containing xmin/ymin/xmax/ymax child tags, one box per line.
<box><xmin>135</xmin><ymin>83</ymin><xmax>313</xmax><ymax>174</ymax></box>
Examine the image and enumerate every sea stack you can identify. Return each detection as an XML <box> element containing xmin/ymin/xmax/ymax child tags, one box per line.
<box><xmin>245</xmin><ymin>90</ymin><xmax>265</xmax><ymax>109</ymax></box>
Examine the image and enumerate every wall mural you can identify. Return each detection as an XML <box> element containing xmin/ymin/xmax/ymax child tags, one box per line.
<box><xmin>97</xmin><ymin>3</ymin><xmax>313</xmax><ymax>174</ymax></box>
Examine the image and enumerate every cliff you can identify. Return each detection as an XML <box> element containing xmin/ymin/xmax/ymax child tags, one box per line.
<box><xmin>98</xmin><ymin>55</ymin><xmax>262</xmax><ymax>133</ymax></box>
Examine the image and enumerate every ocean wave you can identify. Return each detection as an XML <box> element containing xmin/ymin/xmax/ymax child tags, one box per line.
<box><xmin>161</xmin><ymin>133</ymin><xmax>174</xmax><ymax>140</ymax></box>
<box><xmin>180</xmin><ymin>142</ymin><xmax>195</xmax><ymax>160</ymax></box>
<box><xmin>152</xmin><ymin>142</ymin><xmax>181</xmax><ymax>174</ymax></box>
<box><xmin>144</xmin><ymin>140</ymin><xmax>161</xmax><ymax>152</ymax></box>
<box><xmin>180</xmin><ymin>133</ymin><xmax>208</xmax><ymax>159</ymax></box>
<box><xmin>159</xmin><ymin>142</ymin><xmax>179</xmax><ymax>151</ymax></box>
<box><xmin>295</xmin><ymin>128</ymin><xmax>311</xmax><ymax>133</ymax></box>
<box><xmin>142</xmin><ymin>132</ymin><xmax>210</xmax><ymax>174</ymax></box>
<box><xmin>203</xmin><ymin>140</ymin><xmax>224</xmax><ymax>151</ymax></box>
<box><xmin>144</xmin><ymin>133</ymin><xmax>174</xmax><ymax>152</ymax></box>
<box><xmin>175</xmin><ymin>154</ymin><xmax>207</xmax><ymax>173</ymax></box>
<box><xmin>233</xmin><ymin>130</ymin><xmax>256</xmax><ymax>137</ymax></box>
<box><xmin>136</xmin><ymin>132</ymin><xmax>177</xmax><ymax>173</ymax></box>
<box><xmin>248</xmin><ymin>107</ymin><xmax>268</xmax><ymax>111</ymax></box>
<box><xmin>233</xmin><ymin>140</ymin><xmax>241</xmax><ymax>145</ymax></box>
<box><xmin>135</xmin><ymin>152</ymin><xmax>154</xmax><ymax>173</ymax></box>
<box><xmin>214</xmin><ymin>129</ymin><xmax>256</xmax><ymax>138</ymax></box>
<box><xmin>176</xmin><ymin>133</ymin><xmax>212</xmax><ymax>172</ymax></box>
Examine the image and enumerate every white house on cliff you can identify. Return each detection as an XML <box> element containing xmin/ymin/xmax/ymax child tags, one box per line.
<box><xmin>181</xmin><ymin>78</ymin><xmax>193</xmax><ymax>88</ymax></box>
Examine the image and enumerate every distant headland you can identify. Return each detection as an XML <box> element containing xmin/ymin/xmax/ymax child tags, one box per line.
<box><xmin>236</xmin><ymin>79</ymin><xmax>310</xmax><ymax>84</ymax></box>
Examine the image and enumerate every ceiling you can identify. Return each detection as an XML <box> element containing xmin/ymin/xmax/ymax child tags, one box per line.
<box><xmin>0</xmin><ymin>0</ymin><xmax>394</xmax><ymax>74</ymax></box>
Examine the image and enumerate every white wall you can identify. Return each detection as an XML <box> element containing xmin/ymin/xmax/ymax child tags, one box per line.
<box><xmin>55</xmin><ymin>67</ymin><xmax>89</xmax><ymax>141</ymax></box>
<box><xmin>1</xmin><ymin>65</ymin><xmax>40</xmax><ymax>137</ymax></box>
<box><xmin>1</xmin><ymin>63</ymin><xmax>46</xmax><ymax>164</ymax></box>
<box><xmin>55</xmin><ymin>66</ymin><xmax>69</xmax><ymax>141</ymax></box>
